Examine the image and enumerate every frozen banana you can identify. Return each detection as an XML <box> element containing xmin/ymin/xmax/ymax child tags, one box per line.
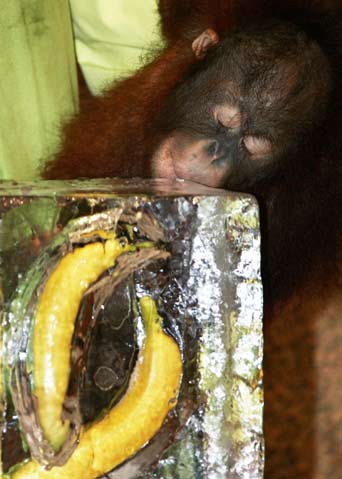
<box><xmin>10</xmin><ymin>296</ymin><xmax>182</xmax><ymax>479</ymax></box>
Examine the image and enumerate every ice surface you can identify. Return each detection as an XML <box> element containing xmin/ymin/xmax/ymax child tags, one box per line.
<box><xmin>0</xmin><ymin>179</ymin><xmax>264</xmax><ymax>478</ymax></box>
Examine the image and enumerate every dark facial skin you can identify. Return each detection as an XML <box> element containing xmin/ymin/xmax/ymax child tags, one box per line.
<box><xmin>152</xmin><ymin>22</ymin><xmax>331</xmax><ymax>193</ymax></box>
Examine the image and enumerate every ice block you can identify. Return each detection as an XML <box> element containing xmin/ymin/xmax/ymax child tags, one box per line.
<box><xmin>0</xmin><ymin>179</ymin><xmax>264</xmax><ymax>479</ymax></box>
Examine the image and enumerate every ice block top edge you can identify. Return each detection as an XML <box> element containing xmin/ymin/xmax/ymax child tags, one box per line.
<box><xmin>0</xmin><ymin>178</ymin><xmax>255</xmax><ymax>200</ymax></box>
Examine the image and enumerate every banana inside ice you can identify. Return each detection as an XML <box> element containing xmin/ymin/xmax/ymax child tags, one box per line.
<box><xmin>33</xmin><ymin>235</ymin><xmax>134</xmax><ymax>452</ymax></box>
<box><xmin>10</xmin><ymin>296</ymin><xmax>182</xmax><ymax>479</ymax></box>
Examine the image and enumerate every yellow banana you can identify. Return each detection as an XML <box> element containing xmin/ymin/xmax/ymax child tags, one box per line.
<box><xmin>33</xmin><ymin>235</ymin><xmax>133</xmax><ymax>451</ymax></box>
<box><xmin>10</xmin><ymin>296</ymin><xmax>182</xmax><ymax>479</ymax></box>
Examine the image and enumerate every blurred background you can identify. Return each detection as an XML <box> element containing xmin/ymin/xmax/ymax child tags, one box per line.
<box><xmin>0</xmin><ymin>0</ymin><xmax>160</xmax><ymax>180</ymax></box>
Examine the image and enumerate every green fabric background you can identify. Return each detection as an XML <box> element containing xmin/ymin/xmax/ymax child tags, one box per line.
<box><xmin>70</xmin><ymin>0</ymin><xmax>160</xmax><ymax>95</ymax></box>
<box><xmin>0</xmin><ymin>0</ymin><xmax>78</xmax><ymax>180</ymax></box>
<box><xmin>0</xmin><ymin>0</ymin><xmax>160</xmax><ymax>180</ymax></box>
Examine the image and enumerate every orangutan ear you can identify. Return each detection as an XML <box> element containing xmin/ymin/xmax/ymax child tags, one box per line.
<box><xmin>192</xmin><ymin>28</ymin><xmax>219</xmax><ymax>59</ymax></box>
